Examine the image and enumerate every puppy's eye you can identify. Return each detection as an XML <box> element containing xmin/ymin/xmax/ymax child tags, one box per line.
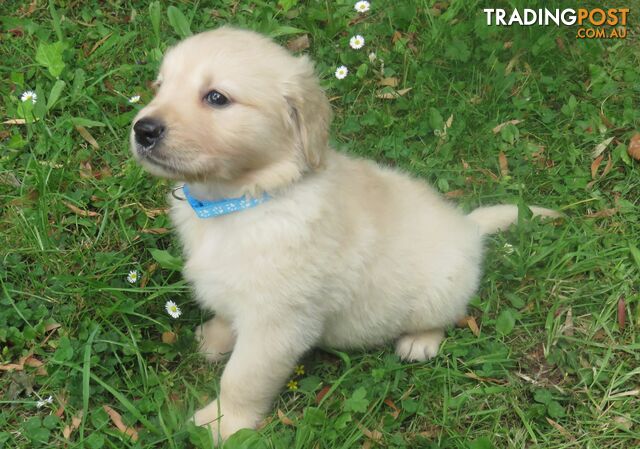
<box><xmin>204</xmin><ymin>90</ymin><xmax>229</xmax><ymax>107</ymax></box>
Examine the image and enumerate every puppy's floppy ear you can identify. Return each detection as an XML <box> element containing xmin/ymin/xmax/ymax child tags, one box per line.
<box><xmin>285</xmin><ymin>55</ymin><xmax>332</xmax><ymax>170</ymax></box>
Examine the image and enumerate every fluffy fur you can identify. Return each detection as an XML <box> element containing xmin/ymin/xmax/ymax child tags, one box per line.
<box><xmin>130</xmin><ymin>27</ymin><xmax>557</xmax><ymax>443</ymax></box>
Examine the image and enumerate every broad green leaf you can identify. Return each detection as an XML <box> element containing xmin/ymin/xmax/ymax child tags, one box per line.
<box><xmin>223</xmin><ymin>429</ymin><xmax>267</xmax><ymax>449</ymax></box>
<box><xmin>267</xmin><ymin>26</ymin><xmax>306</xmax><ymax>38</ymax></box>
<box><xmin>495</xmin><ymin>309</ymin><xmax>516</xmax><ymax>335</ymax></box>
<box><xmin>70</xmin><ymin>117</ymin><xmax>105</xmax><ymax>127</ymax></box>
<box><xmin>71</xmin><ymin>68</ymin><xmax>85</xmax><ymax>98</ymax></box>
<box><xmin>534</xmin><ymin>389</ymin><xmax>553</xmax><ymax>405</ymax></box>
<box><xmin>428</xmin><ymin>107</ymin><xmax>443</xmax><ymax>130</ymax></box>
<box><xmin>149</xmin><ymin>2</ymin><xmax>162</xmax><ymax>45</ymax></box>
<box><xmin>302</xmin><ymin>407</ymin><xmax>326</xmax><ymax>426</ymax></box>
<box><xmin>547</xmin><ymin>400</ymin><xmax>566</xmax><ymax>418</ymax></box>
<box><xmin>445</xmin><ymin>39</ymin><xmax>471</xmax><ymax>62</ymax></box>
<box><xmin>468</xmin><ymin>437</ymin><xmax>495</xmax><ymax>449</ymax></box>
<box><xmin>278</xmin><ymin>0</ymin><xmax>298</xmax><ymax>12</ymax></box>
<box><xmin>629</xmin><ymin>244</ymin><xmax>640</xmax><ymax>270</ymax></box>
<box><xmin>167</xmin><ymin>6</ymin><xmax>192</xmax><ymax>38</ymax></box>
<box><xmin>343</xmin><ymin>387</ymin><xmax>369</xmax><ymax>413</ymax></box>
<box><xmin>36</xmin><ymin>41</ymin><xmax>66</xmax><ymax>78</ymax></box>
<box><xmin>85</xmin><ymin>433</ymin><xmax>104</xmax><ymax>449</ymax></box>
<box><xmin>53</xmin><ymin>336</ymin><xmax>73</xmax><ymax>362</ymax></box>
<box><xmin>149</xmin><ymin>248</ymin><xmax>183</xmax><ymax>271</ymax></box>
<box><xmin>46</xmin><ymin>80</ymin><xmax>65</xmax><ymax>111</ymax></box>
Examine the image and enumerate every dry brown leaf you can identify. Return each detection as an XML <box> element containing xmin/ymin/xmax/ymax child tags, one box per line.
<box><xmin>54</xmin><ymin>395</ymin><xmax>67</xmax><ymax>418</ymax></box>
<box><xmin>444</xmin><ymin>189</ymin><xmax>464</xmax><ymax>199</ymax></box>
<box><xmin>591</xmin><ymin>137</ymin><xmax>614</xmax><ymax>159</ymax></box>
<box><xmin>140</xmin><ymin>263</ymin><xmax>158</xmax><ymax>289</ymax></box>
<box><xmin>256</xmin><ymin>416</ymin><xmax>273</xmax><ymax>430</ymax></box>
<box><xmin>456</xmin><ymin>316</ymin><xmax>480</xmax><ymax>336</ymax></box>
<box><xmin>546</xmin><ymin>417</ymin><xmax>575</xmax><ymax>441</ymax></box>
<box><xmin>601</xmin><ymin>154</ymin><xmax>613</xmax><ymax>177</ymax></box>
<box><xmin>492</xmin><ymin>119</ymin><xmax>522</xmax><ymax>134</ymax></box>
<box><xmin>618</xmin><ymin>297</ymin><xmax>626</xmax><ymax>330</ymax></box>
<box><xmin>141</xmin><ymin>206</ymin><xmax>168</xmax><ymax>219</ymax></box>
<box><xmin>461</xmin><ymin>159</ymin><xmax>470</xmax><ymax>170</ymax></box>
<box><xmin>45</xmin><ymin>323</ymin><xmax>62</xmax><ymax>332</ymax></box>
<box><xmin>628</xmin><ymin>133</ymin><xmax>640</xmax><ymax>161</ymax></box>
<box><xmin>63</xmin><ymin>412</ymin><xmax>82</xmax><ymax>440</ymax></box>
<box><xmin>609</xmin><ymin>389</ymin><xmax>640</xmax><ymax>398</ymax></box>
<box><xmin>3</xmin><ymin>118</ymin><xmax>27</xmax><ymax>125</ymax></box>
<box><xmin>315</xmin><ymin>384</ymin><xmax>330</xmax><ymax>404</ymax></box>
<box><xmin>286</xmin><ymin>34</ymin><xmax>310</xmax><ymax>52</ymax></box>
<box><xmin>277</xmin><ymin>409</ymin><xmax>295</xmax><ymax>426</ymax></box>
<box><xmin>161</xmin><ymin>331</ymin><xmax>176</xmax><ymax>344</ymax></box>
<box><xmin>464</xmin><ymin>371</ymin><xmax>506</xmax><ymax>384</ymax></box>
<box><xmin>377</xmin><ymin>77</ymin><xmax>399</xmax><ymax>88</ymax></box>
<box><xmin>563</xmin><ymin>308</ymin><xmax>574</xmax><ymax>337</ymax></box>
<box><xmin>599</xmin><ymin>111</ymin><xmax>614</xmax><ymax>129</ymax></box>
<box><xmin>25</xmin><ymin>356</ymin><xmax>47</xmax><ymax>376</ymax></box>
<box><xmin>503</xmin><ymin>41</ymin><xmax>513</xmax><ymax>49</ymax></box>
<box><xmin>358</xmin><ymin>424</ymin><xmax>382</xmax><ymax>442</ymax></box>
<box><xmin>391</xmin><ymin>31</ymin><xmax>402</xmax><ymax>43</ymax></box>
<box><xmin>384</xmin><ymin>397</ymin><xmax>400</xmax><ymax>419</ymax></box>
<box><xmin>590</xmin><ymin>154</ymin><xmax>604</xmax><ymax>179</ymax></box>
<box><xmin>361</xmin><ymin>441</ymin><xmax>372</xmax><ymax>449</ymax></box>
<box><xmin>87</xmin><ymin>33</ymin><xmax>113</xmax><ymax>57</ymax></box>
<box><xmin>0</xmin><ymin>172</ymin><xmax>21</xmax><ymax>188</ymax></box>
<box><xmin>103</xmin><ymin>405</ymin><xmax>139</xmax><ymax>441</ymax></box>
<box><xmin>0</xmin><ymin>353</ymin><xmax>31</xmax><ymax>372</ymax></box>
<box><xmin>504</xmin><ymin>54</ymin><xmax>520</xmax><ymax>75</ymax></box>
<box><xmin>498</xmin><ymin>151</ymin><xmax>509</xmax><ymax>177</ymax></box>
<box><xmin>64</xmin><ymin>201</ymin><xmax>100</xmax><ymax>217</ymax></box>
<box><xmin>585</xmin><ymin>208</ymin><xmax>618</xmax><ymax>218</ymax></box>
<box><xmin>75</xmin><ymin>125</ymin><xmax>99</xmax><ymax>149</ymax></box>
<box><xmin>0</xmin><ymin>362</ymin><xmax>24</xmax><ymax>371</ymax></box>
<box><xmin>375</xmin><ymin>87</ymin><xmax>412</xmax><ymax>99</ymax></box>
<box><xmin>612</xmin><ymin>415</ymin><xmax>633</xmax><ymax>430</ymax></box>
<box><xmin>141</xmin><ymin>227</ymin><xmax>170</xmax><ymax>235</ymax></box>
<box><xmin>79</xmin><ymin>161</ymin><xmax>93</xmax><ymax>179</ymax></box>
<box><xmin>445</xmin><ymin>114</ymin><xmax>453</xmax><ymax>129</ymax></box>
<box><xmin>555</xmin><ymin>37</ymin><xmax>565</xmax><ymax>51</ymax></box>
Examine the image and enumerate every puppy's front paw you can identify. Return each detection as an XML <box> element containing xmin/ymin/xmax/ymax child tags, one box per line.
<box><xmin>193</xmin><ymin>399</ymin><xmax>259</xmax><ymax>445</ymax></box>
<box><xmin>196</xmin><ymin>317</ymin><xmax>235</xmax><ymax>363</ymax></box>
<box><xmin>395</xmin><ymin>329</ymin><xmax>444</xmax><ymax>361</ymax></box>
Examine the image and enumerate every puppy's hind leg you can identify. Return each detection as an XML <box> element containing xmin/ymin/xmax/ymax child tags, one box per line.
<box><xmin>395</xmin><ymin>329</ymin><xmax>444</xmax><ymax>362</ymax></box>
<box><xmin>196</xmin><ymin>316</ymin><xmax>236</xmax><ymax>363</ymax></box>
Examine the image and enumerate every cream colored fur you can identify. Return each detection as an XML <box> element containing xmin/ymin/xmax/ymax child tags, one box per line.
<box><xmin>130</xmin><ymin>27</ymin><xmax>557</xmax><ymax>444</ymax></box>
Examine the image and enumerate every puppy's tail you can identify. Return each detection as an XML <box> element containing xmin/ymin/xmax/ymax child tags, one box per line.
<box><xmin>467</xmin><ymin>204</ymin><xmax>560</xmax><ymax>235</ymax></box>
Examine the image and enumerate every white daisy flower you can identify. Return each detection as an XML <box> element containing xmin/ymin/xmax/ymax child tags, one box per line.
<box><xmin>127</xmin><ymin>270</ymin><xmax>138</xmax><ymax>283</ymax></box>
<box><xmin>36</xmin><ymin>396</ymin><xmax>53</xmax><ymax>408</ymax></box>
<box><xmin>165</xmin><ymin>300</ymin><xmax>182</xmax><ymax>318</ymax></box>
<box><xmin>128</xmin><ymin>95</ymin><xmax>141</xmax><ymax>104</ymax></box>
<box><xmin>335</xmin><ymin>65</ymin><xmax>349</xmax><ymax>80</ymax></box>
<box><xmin>354</xmin><ymin>1</ymin><xmax>370</xmax><ymax>13</ymax></box>
<box><xmin>20</xmin><ymin>91</ymin><xmax>37</xmax><ymax>104</ymax></box>
<box><xmin>349</xmin><ymin>35</ymin><xmax>365</xmax><ymax>50</ymax></box>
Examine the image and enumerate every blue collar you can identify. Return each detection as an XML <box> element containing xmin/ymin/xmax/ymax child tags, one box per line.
<box><xmin>181</xmin><ymin>184</ymin><xmax>270</xmax><ymax>218</ymax></box>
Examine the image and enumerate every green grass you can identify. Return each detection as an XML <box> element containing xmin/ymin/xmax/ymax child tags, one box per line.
<box><xmin>1</xmin><ymin>1</ymin><xmax>639</xmax><ymax>448</ymax></box>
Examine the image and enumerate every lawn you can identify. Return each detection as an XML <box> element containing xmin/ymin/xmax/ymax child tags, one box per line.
<box><xmin>1</xmin><ymin>1</ymin><xmax>639</xmax><ymax>448</ymax></box>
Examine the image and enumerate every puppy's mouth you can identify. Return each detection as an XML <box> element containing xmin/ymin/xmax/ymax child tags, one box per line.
<box><xmin>134</xmin><ymin>143</ymin><xmax>180</xmax><ymax>174</ymax></box>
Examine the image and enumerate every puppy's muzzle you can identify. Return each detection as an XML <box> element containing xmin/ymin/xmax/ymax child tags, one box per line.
<box><xmin>133</xmin><ymin>117</ymin><xmax>165</xmax><ymax>151</ymax></box>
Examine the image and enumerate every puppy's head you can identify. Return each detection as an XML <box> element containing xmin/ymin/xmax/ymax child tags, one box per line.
<box><xmin>130</xmin><ymin>27</ymin><xmax>331</xmax><ymax>190</ymax></box>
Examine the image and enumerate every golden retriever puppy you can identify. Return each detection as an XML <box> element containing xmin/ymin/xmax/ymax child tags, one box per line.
<box><xmin>130</xmin><ymin>27</ymin><xmax>556</xmax><ymax>443</ymax></box>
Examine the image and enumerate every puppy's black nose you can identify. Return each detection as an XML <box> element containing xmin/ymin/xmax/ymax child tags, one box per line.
<box><xmin>134</xmin><ymin>117</ymin><xmax>165</xmax><ymax>149</ymax></box>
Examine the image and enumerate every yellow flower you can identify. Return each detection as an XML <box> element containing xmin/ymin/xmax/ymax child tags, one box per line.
<box><xmin>287</xmin><ymin>380</ymin><xmax>298</xmax><ymax>391</ymax></box>
<box><xmin>294</xmin><ymin>365</ymin><xmax>305</xmax><ymax>376</ymax></box>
